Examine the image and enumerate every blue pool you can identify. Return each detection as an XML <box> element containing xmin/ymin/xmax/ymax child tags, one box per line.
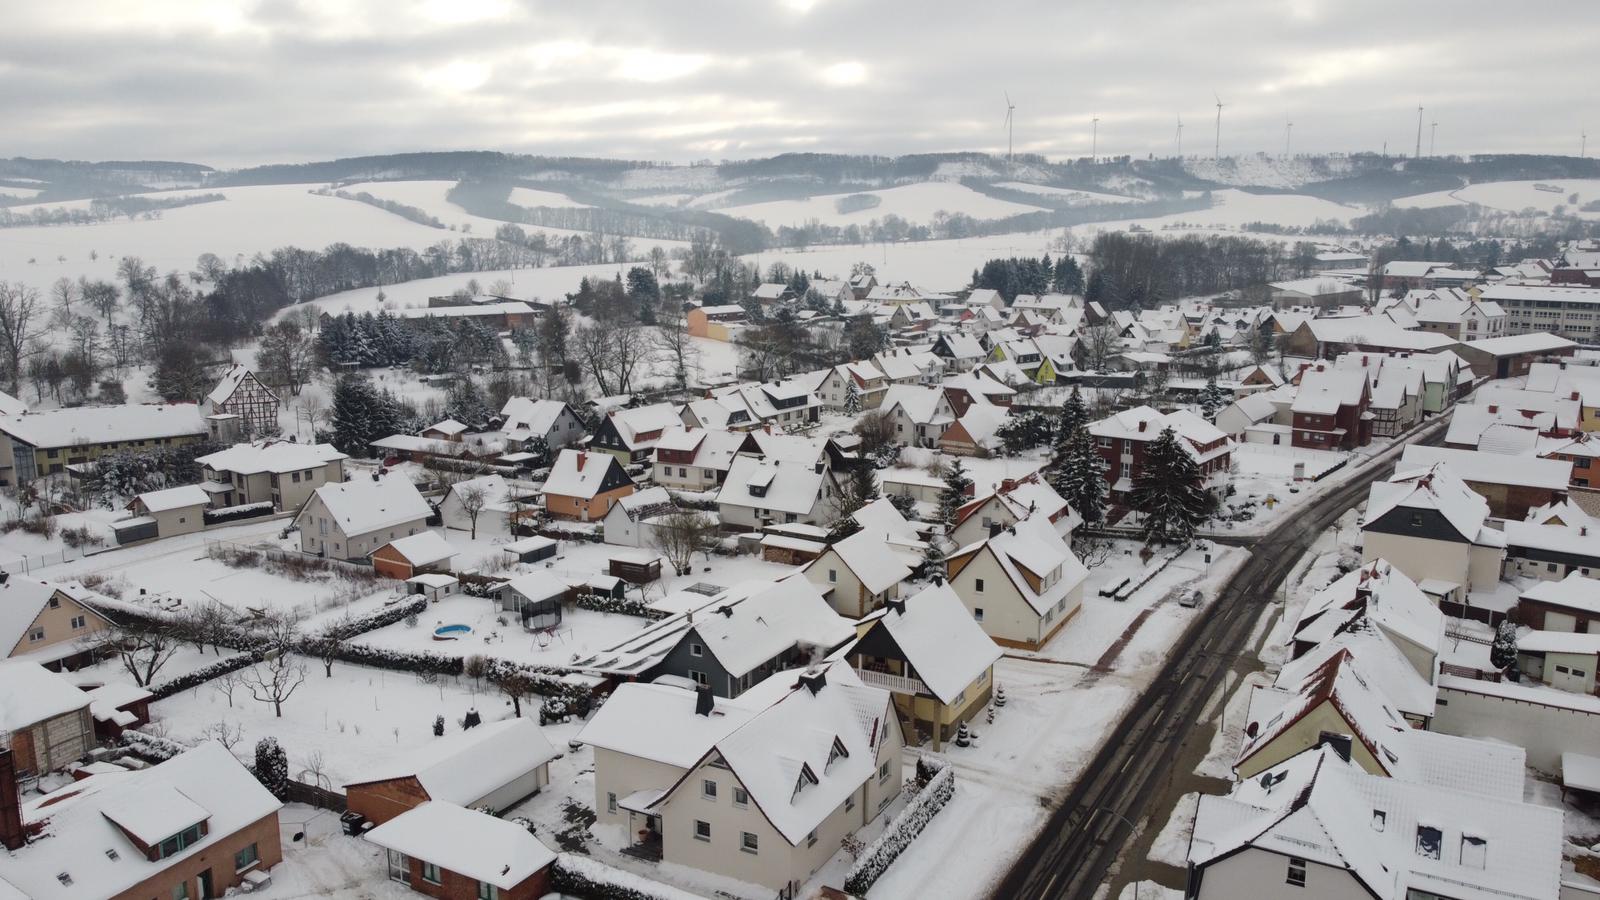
<box><xmin>432</xmin><ymin>623</ymin><xmax>473</xmax><ymax>640</ymax></box>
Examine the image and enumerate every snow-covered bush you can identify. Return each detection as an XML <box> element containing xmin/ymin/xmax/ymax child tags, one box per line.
<box><xmin>551</xmin><ymin>853</ymin><xmax>706</xmax><ymax>900</ymax></box>
<box><xmin>572</xmin><ymin>591</ymin><xmax>665</xmax><ymax>620</ymax></box>
<box><xmin>843</xmin><ymin>759</ymin><xmax>956</xmax><ymax>895</ymax></box>
<box><xmin>148</xmin><ymin>652</ymin><xmax>259</xmax><ymax>700</ymax></box>
<box><xmin>254</xmin><ymin>737</ymin><xmax>289</xmax><ymax>800</ymax></box>
<box><xmin>202</xmin><ymin>502</ymin><xmax>275</xmax><ymax>526</ymax></box>
<box><xmin>119</xmin><ymin>727</ymin><xmax>189</xmax><ymax>763</ymax></box>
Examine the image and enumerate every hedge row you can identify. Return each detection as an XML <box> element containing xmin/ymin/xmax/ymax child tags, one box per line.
<box><xmin>321</xmin><ymin>597</ymin><xmax>428</xmax><ymax>641</ymax></box>
<box><xmin>843</xmin><ymin>758</ymin><xmax>956</xmax><ymax>895</ymax></box>
<box><xmin>550</xmin><ymin>853</ymin><xmax>706</xmax><ymax>900</ymax></box>
<box><xmin>118</xmin><ymin>727</ymin><xmax>191</xmax><ymax>762</ymax></box>
<box><xmin>573</xmin><ymin>591</ymin><xmax>666</xmax><ymax>620</ymax></box>
<box><xmin>147</xmin><ymin>652</ymin><xmax>262</xmax><ymax>699</ymax></box>
<box><xmin>203</xmin><ymin>503</ymin><xmax>275</xmax><ymax>526</ymax></box>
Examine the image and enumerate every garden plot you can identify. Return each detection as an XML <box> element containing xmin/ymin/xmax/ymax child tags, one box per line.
<box><xmin>353</xmin><ymin>596</ymin><xmax>654</xmax><ymax>669</ymax></box>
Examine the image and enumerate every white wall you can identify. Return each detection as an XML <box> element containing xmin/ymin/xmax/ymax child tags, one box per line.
<box><xmin>1432</xmin><ymin>684</ymin><xmax>1600</xmax><ymax>772</ymax></box>
<box><xmin>1197</xmin><ymin>847</ymin><xmax>1368</xmax><ymax>900</ymax></box>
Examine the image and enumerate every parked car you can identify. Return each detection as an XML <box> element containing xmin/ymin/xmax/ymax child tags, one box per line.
<box><xmin>1179</xmin><ymin>589</ymin><xmax>1202</xmax><ymax>608</ymax></box>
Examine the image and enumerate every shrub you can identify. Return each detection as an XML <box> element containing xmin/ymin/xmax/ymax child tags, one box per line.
<box><xmin>148</xmin><ymin>652</ymin><xmax>260</xmax><ymax>700</ymax></box>
<box><xmin>254</xmin><ymin>737</ymin><xmax>289</xmax><ymax>800</ymax></box>
<box><xmin>843</xmin><ymin>759</ymin><xmax>955</xmax><ymax>895</ymax></box>
<box><xmin>572</xmin><ymin>591</ymin><xmax>666</xmax><ymax>620</ymax></box>
<box><xmin>60</xmin><ymin>525</ymin><xmax>104</xmax><ymax>549</ymax></box>
<box><xmin>551</xmin><ymin>854</ymin><xmax>705</xmax><ymax>900</ymax></box>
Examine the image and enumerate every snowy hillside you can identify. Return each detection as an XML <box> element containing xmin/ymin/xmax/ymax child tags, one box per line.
<box><xmin>1392</xmin><ymin>178</ymin><xmax>1600</xmax><ymax>218</ymax></box>
<box><xmin>719</xmin><ymin>182</ymin><xmax>1050</xmax><ymax>228</ymax></box>
<box><xmin>1182</xmin><ymin>154</ymin><xmax>1360</xmax><ymax>189</ymax></box>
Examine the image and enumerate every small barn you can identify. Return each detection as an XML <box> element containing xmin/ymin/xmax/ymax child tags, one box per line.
<box><xmin>608</xmin><ymin>550</ymin><xmax>662</xmax><ymax>584</ymax></box>
<box><xmin>502</xmin><ymin>535</ymin><xmax>558</xmax><ymax>564</ymax></box>
<box><xmin>371</xmin><ymin>531</ymin><xmax>458</xmax><ymax>580</ymax></box>
<box><xmin>344</xmin><ymin>718</ymin><xmax>558</xmax><ymax>826</ymax></box>
<box><xmin>495</xmin><ymin>574</ymin><xmax>565</xmax><ymax>630</ymax></box>
<box><xmin>405</xmin><ymin>573</ymin><xmax>460</xmax><ymax>602</ymax></box>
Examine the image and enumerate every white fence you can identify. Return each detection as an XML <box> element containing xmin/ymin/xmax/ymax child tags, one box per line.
<box><xmin>0</xmin><ymin>546</ymin><xmax>89</xmax><ymax>574</ymax></box>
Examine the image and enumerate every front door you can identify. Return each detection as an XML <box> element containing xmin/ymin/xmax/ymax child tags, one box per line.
<box><xmin>198</xmin><ymin>869</ymin><xmax>215</xmax><ymax>900</ymax></box>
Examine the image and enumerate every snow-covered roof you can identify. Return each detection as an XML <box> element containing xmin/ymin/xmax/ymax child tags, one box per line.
<box><xmin>205</xmin><ymin>363</ymin><xmax>270</xmax><ymax>405</ymax></box>
<box><xmin>717</xmin><ymin>456</ymin><xmax>829</xmax><ymax>515</ymax></box>
<box><xmin>823</xmin><ymin>529</ymin><xmax>914</xmax><ymax>595</ymax></box>
<box><xmin>84</xmin><ymin>682</ymin><xmax>152</xmax><ymax>725</ymax></box>
<box><xmin>1191</xmin><ymin>745</ymin><xmax>1562</xmax><ymax>900</ymax></box>
<box><xmin>345</xmin><ymin>717</ymin><xmax>557</xmax><ymax>804</ymax></box>
<box><xmin>544</xmin><ymin>448</ymin><xmax>630</xmax><ymax>499</ymax></box>
<box><xmin>424</xmin><ymin>418</ymin><xmax>469</xmax><ymax>436</ymax></box>
<box><xmin>848</xmin><ymin>498</ymin><xmax>921</xmax><ymax>543</ymax></box>
<box><xmin>0</xmin><ymin>388</ymin><xmax>25</xmax><ymax>417</ymax></box>
<box><xmin>1520</xmin><ymin>572</ymin><xmax>1600</xmax><ymax>616</ymax></box>
<box><xmin>612</xmin><ymin>486</ymin><xmax>676</xmax><ymax>522</ymax></box>
<box><xmin>0</xmin><ymin>404</ymin><xmax>206</xmax><ymax>448</ymax></box>
<box><xmin>952</xmin><ymin>516</ymin><xmax>1087</xmax><ymax>617</ymax></box>
<box><xmin>0</xmin><ymin>742</ymin><xmax>282</xmax><ymax>900</ymax></box>
<box><xmin>860</xmin><ymin>582</ymin><xmax>1001</xmax><ymax>704</ymax></box>
<box><xmin>1292</xmin><ymin>560</ymin><xmax>1443</xmax><ymax>662</ymax></box>
<box><xmin>0</xmin><ymin>579</ymin><xmax>104</xmax><ymax>660</ymax></box>
<box><xmin>375</xmin><ymin>530</ymin><xmax>456</xmax><ymax>567</ymax></box>
<box><xmin>1518</xmin><ymin>629</ymin><xmax>1600</xmax><ymax>655</ymax></box>
<box><xmin>298</xmin><ymin>474</ymin><xmax>432</xmax><ymax>536</ymax></box>
<box><xmin>1280</xmin><ymin>621</ymin><xmax>1437</xmax><ymax>721</ymax></box>
<box><xmin>393</xmin><ymin>301</ymin><xmax>535</xmax><ymax>319</ymax></box>
<box><xmin>0</xmin><ymin>660</ymin><xmax>89</xmax><ymax>731</ymax></box>
<box><xmin>1461</xmin><ymin>333</ymin><xmax>1578</xmax><ymax>357</ymax></box>
<box><xmin>135</xmin><ymin>484</ymin><xmax>209</xmax><ymax>513</ymax></box>
<box><xmin>1293</xmin><ymin>365</ymin><xmax>1369</xmax><ymax>413</ymax></box>
<box><xmin>880</xmin><ymin>384</ymin><xmax>951</xmax><ymax>425</ymax></box>
<box><xmin>1089</xmin><ymin>405</ymin><xmax>1229</xmax><ymax>455</ymax></box>
<box><xmin>1398</xmin><ymin>445</ymin><xmax>1570</xmax><ymax>492</ymax></box>
<box><xmin>498</xmin><ymin>397</ymin><xmax>573</xmax><ymax>439</ymax></box>
<box><xmin>687</xmin><ymin>578</ymin><xmax>853</xmax><ymax>679</ymax></box>
<box><xmin>1268</xmin><ymin>277</ymin><xmax>1359</xmax><ymax>297</ymax></box>
<box><xmin>1362</xmin><ymin>465</ymin><xmax>1500</xmax><ymax>547</ymax></box>
<box><xmin>364</xmin><ymin>801</ymin><xmax>555</xmax><ymax>890</ymax></box>
<box><xmin>197</xmin><ymin>440</ymin><xmax>346</xmax><ymax>475</ymax></box>
<box><xmin>606</xmin><ymin>402</ymin><xmax>684</xmax><ymax>448</ymax></box>
<box><xmin>1301</xmin><ymin>317</ymin><xmax>1459</xmax><ymax>352</ymax></box>
<box><xmin>578</xmin><ymin>680</ymin><xmax>759</xmax><ymax>767</ymax></box>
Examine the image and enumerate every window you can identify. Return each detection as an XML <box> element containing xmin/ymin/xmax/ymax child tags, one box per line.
<box><xmin>1371</xmin><ymin>810</ymin><xmax>1386</xmax><ymax>832</ymax></box>
<box><xmin>234</xmin><ymin>842</ymin><xmax>259</xmax><ymax>871</ymax></box>
<box><xmin>1415</xmin><ymin>825</ymin><xmax>1442</xmax><ymax>860</ymax></box>
<box><xmin>1461</xmin><ymin>835</ymin><xmax>1487</xmax><ymax>869</ymax></box>
<box><xmin>477</xmin><ymin>881</ymin><xmax>499</xmax><ymax>900</ymax></box>
<box><xmin>70</xmin><ymin>615</ymin><xmax>85</xmax><ymax>630</ymax></box>
<box><xmin>689</xmin><ymin>642</ymin><xmax>704</xmax><ymax>658</ymax></box>
<box><xmin>47</xmin><ymin>597</ymin><xmax>59</xmax><ymax>609</ymax></box>
<box><xmin>28</xmin><ymin>628</ymin><xmax>44</xmax><ymax>642</ymax></box>
<box><xmin>422</xmin><ymin>861</ymin><xmax>442</xmax><ymax>885</ymax></box>
<box><xmin>807</xmin><ymin>829</ymin><xmax>818</xmax><ymax>847</ymax></box>
<box><xmin>694</xmin><ymin>820</ymin><xmax>711</xmax><ymax>841</ymax></box>
<box><xmin>1286</xmin><ymin>856</ymin><xmax>1306</xmax><ymax>887</ymax></box>
<box><xmin>173</xmin><ymin>882</ymin><xmax>189</xmax><ymax>900</ymax></box>
<box><xmin>733</xmin><ymin>786</ymin><xmax>749</xmax><ymax>807</ymax></box>
<box><xmin>157</xmin><ymin>824</ymin><xmax>204</xmax><ymax>859</ymax></box>
<box><xmin>845</xmin><ymin>793</ymin><xmax>856</xmax><ymax>811</ymax></box>
<box><xmin>828</xmin><ymin>569</ymin><xmax>838</xmax><ymax>583</ymax></box>
<box><xmin>879</xmin><ymin>761</ymin><xmax>891</xmax><ymax>783</ymax></box>
<box><xmin>292</xmin><ymin>471</ymin><xmax>301</xmax><ymax>482</ymax></box>
<box><xmin>607</xmin><ymin>792</ymin><xmax>617</xmax><ymax>813</ymax></box>
<box><xmin>702</xmin><ymin>779</ymin><xmax>717</xmax><ymax>800</ymax></box>
<box><xmin>973</xmin><ymin>607</ymin><xmax>984</xmax><ymax>622</ymax></box>
<box><xmin>741</xmin><ymin>832</ymin><xmax>759</xmax><ymax>854</ymax></box>
<box><xmin>387</xmin><ymin>849</ymin><xmax>412</xmax><ymax>884</ymax></box>
<box><xmin>690</xmin><ymin>669</ymin><xmax>708</xmax><ymax>686</ymax></box>
<box><xmin>974</xmin><ymin>578</ymin><xmax>984</xmax><ymax>593</ymax></box>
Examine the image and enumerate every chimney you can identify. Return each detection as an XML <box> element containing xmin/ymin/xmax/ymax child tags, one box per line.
<box><xmin>575</xmin><ymin>453</ymin><xmax>586</xmax><ymax>471</ymax></box>
<box><xmin>1573</xmin><ymin>392</ymin><xmax>1581</xmax><ymax>402</ymax></box>
<box><xmin>884</xmin><ymin>598</ymin><xmax>906</xmax><ymax>616</ymax></box>
<box><xmin>1488</xmin><ymin>404</ymin><xmax>1498</xmax><ymax>413</ymax></box>
<box><xmin>988</xmin><ymin>522</ymin><xmax>1003</xmax><ymax>538</ymax></box>
<box><xmin>1317</xmin><ymin>731</ymin><xmax>1353</xmax><ymax>763</ymax></box>
<box><xmin>796</xmin><ymin>667</ymin><xmax>828</xmax><ymax>695</ymax></box>
<box><xmin>694</xmin><ymin>684</ymin><xmax>714</xmax><ymax>716</ymax></box>
<box><xmin>1137</xmin><ymin>420</ymin><xmax>1147</xmax><ymax>433</ymax></box>
<box><xmin>0</xmin><ymin>749</ymin><xmax>22</xmax><ymax>851</ymax></box>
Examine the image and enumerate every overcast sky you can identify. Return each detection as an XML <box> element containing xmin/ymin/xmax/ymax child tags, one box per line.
<box><xmin>5</xmin><ymin>0</ymin><xmax>1595</xmax><ymax>169</ymax></box>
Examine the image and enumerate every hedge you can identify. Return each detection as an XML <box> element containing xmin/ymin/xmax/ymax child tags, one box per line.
<box><xmin>147</xmin><ymin>652</ymin><xmax>261</xmax><ymax>699</ymax></box>
<box><xmin>320</xmin><ymin>597</ymin><xmax>428</xmax><ymax>641</ymax></box>
<box><xmin>203</xmin><ymin>502</ymin><xmax>275</xmax><ymax>526</ymax></box>
<box><xmin>843</xmin><ymin>758</ymin><xmax>956</xmax><ymax>895</ymax></box>
<box><xmin>573</xmin><ymin>591</ymin><xmax>666</xmax><ymax>620</ymax></box>
<box><xmin>550</xmin><ymin>854</ymin><xmax>706</xmax><ymax>900</ymax></box>
<box><xmin>119</xmin><ymin>727</ymin><xmax>190</xmax><ymax>762</ymax></box>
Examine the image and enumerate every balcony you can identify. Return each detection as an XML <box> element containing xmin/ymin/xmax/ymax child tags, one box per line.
<box><xmin>855</xmin><ymin>667</ymin><xmax>928</xmax><ymax>696</ymax></box>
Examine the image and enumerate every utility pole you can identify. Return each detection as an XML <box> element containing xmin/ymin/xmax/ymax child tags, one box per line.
<box><xmin>1091</xmin><ymin>116</ymin><xmax>1099</xmax><ymax>163</ymax></box>
<box><xmin>1415</xmin><ymin>105</ymin><xmax>1424</xmax><ymax>159</ymax></box>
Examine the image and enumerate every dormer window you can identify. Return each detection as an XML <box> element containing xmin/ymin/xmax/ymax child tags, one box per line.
<box><xmin>1415</xmin><ymin>825</ymin><xmax>1442</xmax><ymax>860</ymax></box>
<box><xmin>158</xmin><ymin>823</ymin><xmax>205</xmax><ymax>859</ymax></box>
<box><xmin>825</xmin><ymin>738</ymin><xmax>849</xmax><ymax>772</ymax></box>
<box><xmin>1460</xmin><ymin>835</ymin><xmax>1486</xmax><ymax>869</ymax></box>
<box><xmin>1371</xmin><ymin>810</ymin><xmax>1386</xmax><ymax>832</ymax></box>
<box><xmin>792</xmin><ymin>765</ymin><xmax>818</xmax><ymax>800</ymax></box>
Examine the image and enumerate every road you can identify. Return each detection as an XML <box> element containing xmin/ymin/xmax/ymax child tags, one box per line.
<box><xmin>992</xmin><ymin>419</ymin><xmax>1448</xmax><ymax>900</ymax></box>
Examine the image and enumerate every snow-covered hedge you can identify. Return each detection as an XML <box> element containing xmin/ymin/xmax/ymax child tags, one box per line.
<box><xmin>320</xmin><ymin>597</ymin><xmax>428</xmax><ymax>641</ymax></box>
<box><xmin>202</xmin><ymin>502</ymin><xmax>275</xmax><ymax>526</ymax></box>
<box><xmin>332</xmin><ymin>643</ymin><xmax>464</xmax><ymax>676</ymax></box>
<box><xmin>147</xmin><ymin>651</ymin><xmax>260</xmax><ymax>699</ymax></box>
<box><xmin>118</xmin><ymin>727</ymin><xmax>190</xmax><ymax>762</ymax></box>
<box><xmin>843</xmin><ymin>758</ymin><xmax>956</xmax><ymax>895</ymax></box>
<box><xmin>573</xmin><ymin>591</ymin><xmax>665</xmax><ymax>620</ymax></box>
<box><xmin>538</xmin><ymin>524</ymin><xmax>604</xmax><ymax>543</ymax></box>
<box><xmin>550</xmin><ymin>853</ymin><xmax>707</xmax><ymax>900</ymax></box>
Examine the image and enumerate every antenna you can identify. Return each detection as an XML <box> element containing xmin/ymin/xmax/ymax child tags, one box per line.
<box><xmin>1214</xmin><ymin>93</ymin><xmax>1225</xmax><ymax>160</ymax></box>
<box><xmin>1415</xmin><ymin>105</ymin><xmax>1424</xmax><ymax>159</ymax></box>
<box><xmin>1003</xmin><ymin>91</ymin><xmax>1015</xmax><ymax>162</ymax></box>
<box><xmin>1430</xmin><ymin>121</ymin><xmax>1438</xmax><ymax>157</ymax></box>
<box><xmin>1285</xmin><ymin>121</ymin><xmax>1293</xmax><ymax>157</ymax></box>
<box><xmin>1091</xmin><ymin>116</ymin><xmax>1099</xmax><ymax>163</ymax></box>
<box><xmin>1175</xmin><ymin>115</ymin><xmax>1184</xmax><ymax>158</ymax></box>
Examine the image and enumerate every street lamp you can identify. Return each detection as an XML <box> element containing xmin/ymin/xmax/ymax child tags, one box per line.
<box><xmin>1095</xmin><ymin>807</ymin><xmax>1141</xmax><ymax>900</ymax></box>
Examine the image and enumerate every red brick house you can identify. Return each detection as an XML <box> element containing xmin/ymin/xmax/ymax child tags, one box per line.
<box><xmin>1088</xmin><ymin>406</ymin><xmax>1233</xmax><ymax>505</ymax></box>
<box><xmin>1290</xmin><ymin>364</ymin><xmax>1372</xmax><ymax>450</ymax></box>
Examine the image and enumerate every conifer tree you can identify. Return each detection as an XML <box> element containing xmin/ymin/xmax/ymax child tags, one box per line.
<box><xmin>1198</xmin><ymin>376</ymin><xmax>1231</xmax><ymax>420</ymax></box>
<box><xmin>1052</xmin><ymin>427</ymin><xmax>1108</xmax><ymax>528</ymax></box>
<box><xmin>1130</xmin><ymin>426</ymin><xmax>1212</xmax><ymax>544</ymax></box>
<box><xmin>843</xmin><ymin>380</ymin><xmax>862</xmax><ymax>415</ymax></box>
<box><xmin>936</xmin><ymin>460</ymin><xmax>973</xmax><ymax>534</ymax></box>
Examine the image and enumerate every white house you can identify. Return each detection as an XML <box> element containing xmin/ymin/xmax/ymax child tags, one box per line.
<box><xmin>1360</xmin><ymin>464</ymin><xmax>1507</xmax><ymax>603</ymax></box>
<box><xmin>716</xmin><ymin>457</ymin><xmax>840</xmax><ymax>531</ymax></box>
<box><xmin>293</xmin><ymin>474</ymin><xmax>432</xmax><ymax>561</ymax></box>
<box><xmin>944</xmin><ymin>515</ymin><xmax>1088</xmax><ymax>649</ymax></box>
<box><xmin>497</xmin><ymin>396</ymin><xmax>586</xmax><ymax>451</ymax></box>
<box><xmin>601</xmin><ymin>486</ymin><xmax>678</xmax><ymax>548</ymax></box>
<box><xmin>437</xmin><ymin>473</ymin><xmax>537</xmax><ymax>539</ymax></box>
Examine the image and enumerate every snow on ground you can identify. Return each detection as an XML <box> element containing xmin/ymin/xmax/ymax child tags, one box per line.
<box><xmin>1081</xmin><ymin>188</ymin><xmax>1359</xmax><ymax>232</ymax></box>
<box><xmin>507</xmin><ymin>186</ymin><xmax>592</xmax><ymax>209</ymax></box>
<box><xmin>1392</xmin><ymin>179</ymin><xmax>1600</xmax><ymax>218</ymax></box>
<box><xmin>1111</xmin><ymin>882</ymin><xmax>1183</xmax><ymax>900</ymax></box>
<box><xmin>629</xmin><ymin>192</ymin><xmax>694</xmax><ymax>207</ymax></box>
<box><xmin>0</xmin><ymin>185</ymin><xmax>44</xmax><ymax>200</ymax></box>
<box><xmin>1148</xmin><ymin>792</ymin><xmax>1200</xmax><ymax>867</ymax></box>
<box><xmin>994</xmin><ymin>182</ymin><xmax>1139</xmax><ymax>204</ymax></box>
<box><xmin>720</xmin><ymin>181</ymin><xmax>1050</xmax><ymax>228</ymax></box>
<box><xmin>254</xmin><ymin>803</ymin><xmax>414</xmax><ymax>899</ymax></box>
<box><xmin>338</xmin><ymin>179</ymin><xmax>525</xmax><ymax>236</ymax></box>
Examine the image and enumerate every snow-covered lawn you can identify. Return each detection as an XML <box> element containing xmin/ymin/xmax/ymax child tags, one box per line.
<box><xmin>1392</xmin><ymin>179</ymin><xmax>1600</xmax><ymax>219</ymax></box>
<box><xmin>1079</xmin><ymin>188</ymin><xmax>1359</xmax><ymax>232</ymax></box>
<box><xmin>507</xmin><ymin>186</ymin><xmax>594</xmax><ymax>210</ymax></box>
<box><xmin>719</xmin><ymin>181</ymin><xmax>1050</xmax><ymax>228</ymax></box>
<box><xmin>994</xmin><ymin>182</ymin><xmax>1139</xmax><ymax>204</ymax></box>
<box><xmin>354</xmin><ymin>596</ymin><xmax>652</xmax><ymax>669</ymax></box>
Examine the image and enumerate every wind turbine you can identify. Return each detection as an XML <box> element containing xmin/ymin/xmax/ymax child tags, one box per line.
<box><xmin>1430</xmin><ymin>121</ymin><xmax>1438</xmax><ymax>156</ymax></box>
<box><xmin>1091</xmin><ymin>116</ymin><xmax>1100</xmax><ymax>163</ymax></box>
<box><xmin>1175</xmin><ymin>115</ymin><xmax>1184</xmax><ymax>157</ymax></box>
<box><xmin>1285</xmin><ymin>121</ymin><xmax>1293</xmax><ymax>157</ymax></box>
<box><xmin>1415</xmin><ymin>105</ymin><xmax>1424</xmax><ymax>159</ymax></box>
<box><xmin>1209</xmin><ymin>93</ymin><xmax>1222</xmax><ymax>160</ymax></box>
<box><xmin>1003</xmin><ymin>91</ymin><xmax>1016</xmax><ymax>162</ymax></box>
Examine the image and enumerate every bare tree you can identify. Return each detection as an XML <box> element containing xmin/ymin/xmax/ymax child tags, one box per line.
<box><xmin>0</xmin><ymin>282</ymin><xmax>42</xmax><ymax>394</ymax></box>
<box><xmin>456</xmin><ymin>484</ymin><xmax>488</xmax><ymax>539</ymax></box>
<box><xmin>201</xmin><ymin>719</ymin><xmax>244</xmax><ymax>752</ymax></box>
<box><xmin>243</xmin><ymin>653</ymin><xmax>306</xmax><ymax>718</ymax></box>
<box><xmin>572</xmin><ymin>322</ymin><xmax>616</xmax><ymax>396</ymax></box>
<box><xmin>491</xmin><ymin>668</ymin><xmax>536</xmax><ymax>718</ymax></box>
<box><xmin>101</xmin><ymin>619</ymin><xmax>182</xmax><ymax>687</ymax></box>
<box><xmin>304</xmin><ymin>613</ymin><xmax>352</xmax><ymax>678</ymax></box>
<box><xmin>653</xmin><ymin>307</ymin><xmax>700</xmax><ymax>391</ymax></box>
<box><xmin>301</xmin><ymin>750</ymin><xmax>332</xmax><ymax>790</ymax></box>
<box><xmin>212</xmin><ymin>668</ymin><xmax>243</xmax><ymax>708</ymax></box>
<box><xmin>651</xmin><ymin>510</ymin><xmax>718</xmax><ymax>576</ymax></box>
<box><xmin>852</xmin><ymin>410</ymin><xmax>898</xmax><ymax>457</ymax></box>
<box><xmin>1081</xmin><ymin>324</ymin><xmax>1117</xmax><ymax>374</ymax></box>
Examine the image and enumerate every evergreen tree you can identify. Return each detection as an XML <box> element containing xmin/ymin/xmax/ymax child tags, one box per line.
<box><xmin>843</xmin><ymin>380</ymin><xmax>862</xmax><ymax>415</ymax></box>
<box><xmin>1130</xmin><ymin>426</ymin><xmax>1212</xmax><ymax>545</ymax></box>
<box><xmin>1198</xmin><ymin>376</ymin><xmax>1231</xmax><ymax>420</ymax></box>
<box><xmin>254</xmin><ymin>737</ymin><xmax>289</xmax><ymax>800</ymax></box>
<box><xmin>329</xmin><ymin>375</ymin><xmax>405</xmax><ymax>455</ymax></box>
<box><xmin>1051</xmin><ymin>427</ymin><xmax>1108</xmax><ymax>528</ymax></box>
<box><xmin>1490</xmin><ymin>621</ymin><xmax>1519</xmax><ymax>671</ymax></box>
<box><xmin>1057</xmin><ymin>386</ymin><xmax>1089</xmax><ymax>440</ymax></box>
<box><xmin>936</xmin><ymin>460</ymin><xmax>973</xmax><ymax>533</ymax></box>
<box><xmin>445</xmin><ymin>376</ymin><xmax>494</xmax><ymax>428</ymax></box>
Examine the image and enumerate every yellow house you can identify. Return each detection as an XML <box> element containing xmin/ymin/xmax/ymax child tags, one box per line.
<box><xmin>1236</xmin><ymin>650</ymin><xmax>1409</xmax><ymax>780</ymax></box>
<box><xmin>1</xmin><ymin>576</ymin><xmax>115</xmax><ymax>669</ymax></box>
<box><xmin>1034</xmin><ymin>357</ymin><xmax>1060</xmax><ymax>385</ymax></box>
<box><xmin>0</xmin><ymin>404</ymin><xmax>208</xmax><ymax>486</ymax></box>
<box><xmin>848</xmin><ymin>581</ymin><xmax>1002</xmax><ymax>749</ymax></box>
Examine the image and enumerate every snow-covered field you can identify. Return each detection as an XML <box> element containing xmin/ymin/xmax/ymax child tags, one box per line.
<box><xmin>507</xmin><ymin>186</ymin><xmax>592</xmax><ymax>209</ymax></box>
<box><xmin>337</xmin><ymin>179</ymin><xmax>521</xmax><ymax>236</ymax></box>
<box><xmin>1392</xmin><ymin>178</ymin><xmax>1600</xmax><ymax>218</ymax></box>
<box><xmin>720</xmin><ymin>181</ymin><xmax>1051</xmax><ymax>228</ymax></box>
<box><xmin>1086</xmin><ymin>188</ymin><xmax>1359</xmax><ymax>232</ymax></box>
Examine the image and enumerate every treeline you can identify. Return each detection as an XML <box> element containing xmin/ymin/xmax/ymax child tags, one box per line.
<box><xmin>322</xmin><ymin>189</ymin><xmax>444</xmax><ymax>228</ymax></box>
<box><xmin>0</xmin><ymin>193</ymin><xmax>224</xmax><ymax>228</ymax></box>
<box><xmin>972</xmin><ymin>255</ymin><xmax>1085</xmax><ymax>302</ymax></box>
<box><xmin>317</xmin><ymin>311</ymin><xmax>502</xmax><ymax>374</ymax></box>
<box><xmin>1085</xmin><ymin>232</ymin><xmax>1296</xmax><ymax>308</ymax></box>
<box><xmin>448</xmin><ymin>179</ymin><xmax>771</xmax><ymax>255</ymax></box>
